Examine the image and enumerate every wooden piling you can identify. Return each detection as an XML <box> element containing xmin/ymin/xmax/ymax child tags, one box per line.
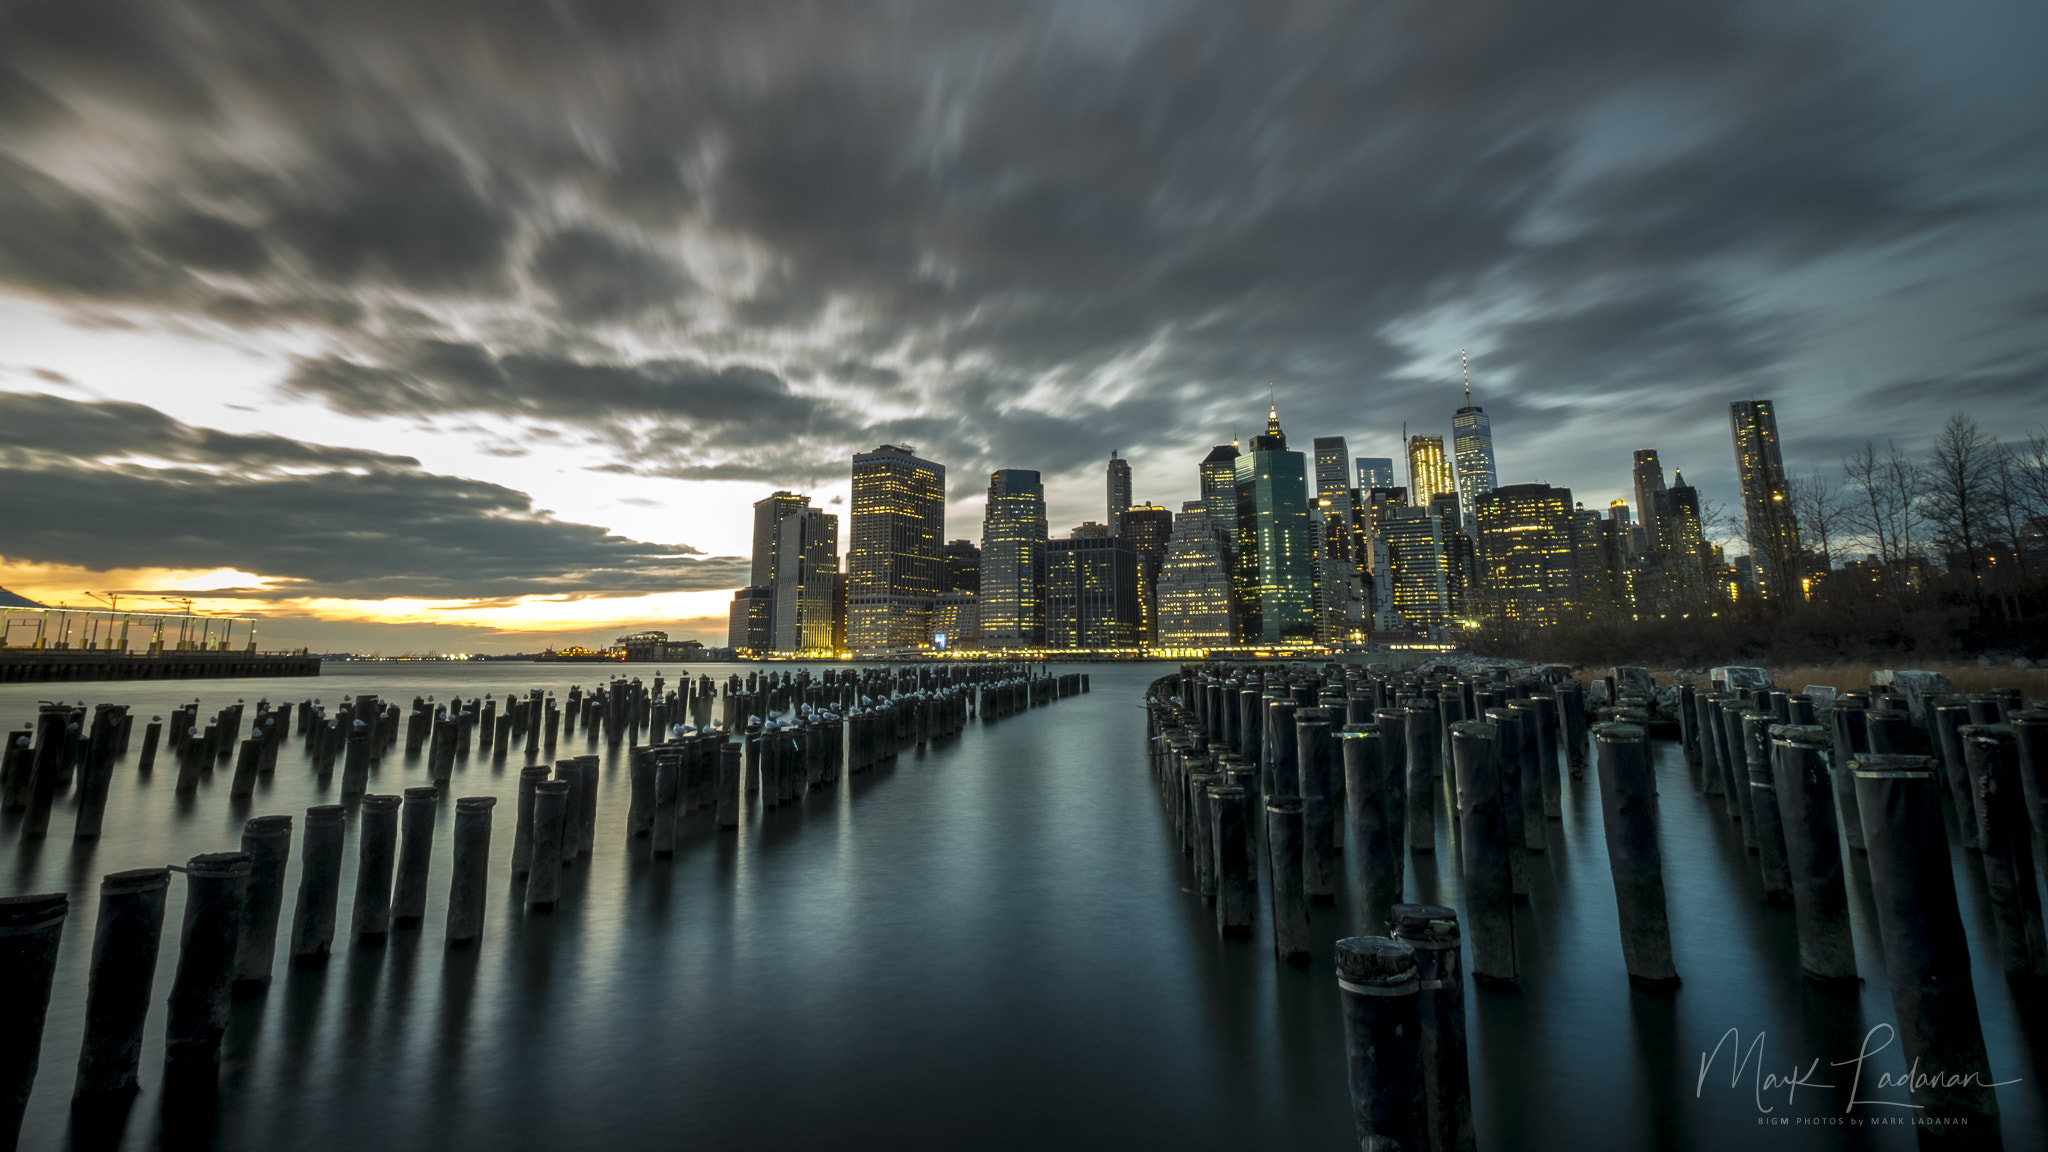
<box><xmin>1768</xmin><ymin>725</ymin><xmax>1856</xmax><ymax>982</ymax></box>
<box><xmin>1451</xmin><ymin>721</ymin><xmax>1516</xmax><ymax>983</ymax></box>
<box><xmin>1592</xmin><ymin>723</ymin><xmax>1678</xmax><ymax>985</ymax></box>
<box><xmin>163</xmin><ymin>853</ymin><xmax>249</xmax><ymax>1074</ymax></box>
<box><xmin>1391</xmin><ymin>904</ymin><xmax>1475</xmax><ymax>1152</ymax></box>
<box><xmin>391</xmin><ymin>787</ymin><xmax>438</xmax><ymax>927</ymax></box>
<box><xmin>288</xmin><ymin>805</ymin><xmax>346</xmax><ymax>967</ymax></box>
<box><xmin>0</xmin><ymin>892</ymin><xmax>68</xmax><ymax>1145</ymax></box>
<box><xmin>1333</xmin><ymin>936</ymin><xmax>1426</xmax><ymax>1152</ymax></box>
<box><xmin>445</xmin><ymin>797</ymin><xmax>495</xmax><ymax>948</ymax></box>
<box><xmin>73</xmin><ymin>869</ymin><xmax>169</xmax><ymax>1103</ymax></box>
<box><xmin>231</xmin><ymin>815</ymin><xmax>292</xmax><ymax>988</ymax></box>
<box><xmin>527</xmin><ymin>781</ymin><xmax>571</xmax><ymax>912</ymax></box>
<box><xmin>1265</xmin><ymin>795</ymin><xmax>1311</xmax><ymax>964</ymax></box>
<box><xmin>350</xmin><ymin>794</ymin><xmax>400</xmax><ymax>945</ymax></box>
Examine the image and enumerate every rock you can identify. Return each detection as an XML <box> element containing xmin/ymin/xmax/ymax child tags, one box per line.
<box><xmin>1979</xmin><ymin>655</ymin><xmax>1994</xmax><ymax>667</ymax></box>
<box><xmin>1869</xmin><ymin>670</ymin><xmax>1956</xmax><ymax>728</ymax></box>
<box><xmin>1611</xmin><ymin>666</ymin><xmax>1656</xmax><ymax>697</ymax></box>
<box><xmin>1652</xmin><ymin>685</ymin><xmax>1683</xmax><ymax>716</ymax></box>
<box><xmin>1710</xmin><ymin>666</ymin><xmax>1772</xmax><ymax>691</ymax></box>
<box><xmin>1800</xmin><ymin>685</ymin><xmax>1839</xmax><ymax>710</ymax></box>
<box><xmin>1534</xmin><ymin>664</ymin><xmax>1573</xmax><ymax>684</ymax></box>
<box><xmin>2016</xmin><ymin>657</ymin><xmax>2036</xmax><ymax>670</ymax></box>
<box><xmin>1587</xmin><ymin>679</ymin><xmax>1611</xmax><ymax>705</ymax></box>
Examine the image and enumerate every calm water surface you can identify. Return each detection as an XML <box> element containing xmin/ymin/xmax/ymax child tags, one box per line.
<box><xmin>3</xmin><ymin>663</ymin><xmax>2042</xmax><ymax>1150</ymax></box>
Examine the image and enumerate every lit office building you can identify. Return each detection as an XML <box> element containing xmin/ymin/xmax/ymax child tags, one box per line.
<box><xmin>1313</xmin><ymin>437</ymin><xmax>1351</xmax><ymax>504</ymax></box>
<box><xmin>750</xmin><ymin>490</ymin><xmax>810</xmax><ymax>630</ymax></box>
<box><xmin>1451</xmin><ymin>405</ymin><xmax>1497</xmax><ymax>528</ymax></box>
<box><xmin>1373</xmin><ymin>507</ymin><xmax>1452</xmax><ymax>629</ymax></box>
<box><xmin>1154</xmin><ymin>502</ymin><xmax>1234</xmax><ymax>648</ymax></box>
<box><xmin>1406</xmin><ymin>435</ymin><xmax>1457</xmax><ymax>509</ymax></box>
<box><xmin>1631</xmin><ymin>450</ymin><xmax>1668</xmax><ymax>556</ymax></box>
<box><xmin>1121</xmin><ymin>503</ymin><xmax>1174</xmax><ymax>645</ymax></box>
<box><xmin>1474</xmin><ymin>483</ymin><xmax>1577</xmax><ymax>626</ymax></box>
<box><xmin>979</xmin><ymin>469</ymin><xmax>1048</xmax><ymax>647</ymax></box>
<box><xmin>848</xmin><ymin>445</ymin><xmax>946</xmax><ymax>650</ymax></box>
<box><xmin>725</xmin><ymin>585</ymin><xmax>774</xmax><ymax>654</ymax></box>
<box><xmin>772</xmin><ymin>507</ymin><xmax>840</xmax><ymax>653</ymax></box>
<box><xmin>1047</xmin><ymin>535</ymin><xmax>1141</xmax><ymax>649</ymax></box>
<box><xmin>1730</xmin><ymin>400</ymin><xmax>1804</xmax><ymax>600</ymax></box>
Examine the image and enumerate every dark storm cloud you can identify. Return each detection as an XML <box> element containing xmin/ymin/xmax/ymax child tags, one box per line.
<box><xmin>0</xmin><ymin>0</ymin><xmax>2041</xmax><ymax>508</ymax></box>
<box><xmin>0</xmin><ymin>393</ymin><xmax>744</xmax><ymax>598</ymax></box>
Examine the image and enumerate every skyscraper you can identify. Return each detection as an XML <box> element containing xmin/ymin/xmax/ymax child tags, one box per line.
<box><xmin>750</xmin><ymin>490</ymin><xmax>810</xmax><ymax>625</ymax></box>
<box><xmin>848</xmin><ymin>444</ymin><xmax>945</xmax><ymax>650</ymax></box>
<box><xmin>1631</xmin><ymin>449</ymin><xmax>1668</xmax><ymax>556</ymax></box>
<box><xmin>1154</xmin><ymin>503</ymin><xmax>1234</xmax><ymax>649</ymax></box>
<box><xmin>1372</xmin><ymin>507</ymin><xmax>1451</xmax><ymax>629</ymax></box>
<box><xmin>940</xmin><ymin>539</ymin><xmax>981</xmax><ymax>593</ymax></box>
<box><xmin>1199</xmin><ymin>442</ymin><xmax>1242</xmax><ymax>543</ymax></box>
<box><xmin>725</xmin><ymin>585</ymin><xmax>773</xmax><ymax>654</ymax></box>
<box><xmin>1106</xmin><ymin>451</ymin><xmax>1132</xmax><ymax>536</ymax></box>
<box><xmin>1312</xmin><ymin>437</ymin><xmax>1351</xmax><ymax>504</ymax></box>
<box><xmin>1047</xmin><ymin>535</ymin><xmax>1141</xmax><ymax>649</ymax></box>
<box><xmin>1450</xmin><ymin>355</ymin><xmax>1497</xmax><ymax>525</ymax></box>
<box><xmin>771</xmin><ymin>507</ymin><xmax>839</xmax><ymax>653</ymax></box>
<box><xmin>1355</xmin><ymin>457</ymin><xmax>1396</xmax><ymax>490</ymax></box>
<box><xmin>1474</xmin><ymin>483</ymin><xmax>1577</xmax><ymax>626</ymax></box>
<box><xmin>1236</xmin><ymin>406</ymin><xmax>1315</xmax><ymax>642</ymax></box>
<box><xmin>979</xmin><ymin>469</ymin><xmax>1048</xmax><ymax>647</ymax></box>
<box><xmin>1729</xmin><ymin>400</ymin><xmax>1803</xmax><ymax>600</ymax></box>
<box><xmin>1121</xmin><ymin>503</ymin><xmax>1174</xmax><ymax>645</ymax></box>
<box><xmin>1406</xmin><ymin>435</ymin><xmax>1456</xmax><ymax>509</ymax></box>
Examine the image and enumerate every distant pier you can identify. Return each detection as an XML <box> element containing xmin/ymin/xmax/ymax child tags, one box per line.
<box><xmin>0</xmin><ymin>651</ymin><xmax>321</xmax><ymax>684</ymax></box>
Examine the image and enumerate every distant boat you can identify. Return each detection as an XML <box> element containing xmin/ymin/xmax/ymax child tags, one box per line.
<box><xmin>534</xmin><ymin>646</ymin><xmax>625</xmax><ymax>663</ymax></box>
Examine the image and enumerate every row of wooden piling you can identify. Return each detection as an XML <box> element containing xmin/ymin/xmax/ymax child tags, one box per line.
<box><xmin>1150</xmin><ymin>662</ymin><xmax>2044</xmax><ymax>1149</ymax></box>
<box><xmin>0</xmin><ymin>662</ymin><xmax>1086</xmax><ymax>1147</ymax></box>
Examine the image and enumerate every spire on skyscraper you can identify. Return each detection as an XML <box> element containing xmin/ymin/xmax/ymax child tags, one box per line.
<box><xmin>1266</xmin><ymin>404</ymin><xmax>1282</xmax><ymax>438</ymax></box>
<box><xmin>1462</xmin><ymin>348</ymin><xmax>1471</xmax><ymax>409</ymax></box>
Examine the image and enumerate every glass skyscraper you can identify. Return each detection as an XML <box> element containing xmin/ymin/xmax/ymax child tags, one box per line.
<box><xmin>771</xmin><ymin>507</ymin><xmax>839</xmax><ymax>653</ymax></box>
<box><xmin>979</xmin><ymin>469</ymin><xmax>1048</xmax><ymax>646</ymax></box>
<box><xmin>1312</xmin><ymin>436</ymin><xmax>1350</xmax><ymax>503</ymax></box>
<box><xmin>1355</xmin><ymin>457</ymin><xmax>1395</xmax><ymax>490</ymax></box>
<box><xmin>847</xmin><ymin>444</ymin><xmax>945</xmax><ymax>650</ymax></box>
<box><xmin>1236</xmin><ymin>407</ymin><xmax>1315</xmax><ymax>642</ymax></box>
<box><xmin>1106</xmin><ymin>451</ymin><xmax>1132</xmax><ymax>536</ymax></box>
<box><xmin>1474</xmin><ymin>483</ymin><xmax>1577</xmax><ymax>626</ymax></box>
<box><xmin>1451</xmin><ymin>406</ymin><xmax>1496</xmax><ymax>523</ymax></box>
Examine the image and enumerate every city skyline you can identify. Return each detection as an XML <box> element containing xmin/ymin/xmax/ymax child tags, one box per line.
<box><xmin>2</xmin><ymin>2</ymin><xmax>2044</xmax><ymax>651</ymax></box>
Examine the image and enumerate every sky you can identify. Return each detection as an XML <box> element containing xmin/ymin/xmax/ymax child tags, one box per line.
<box><xmin>2</xmin><ymin>0</ymin><xmax>2045</xmax><ymax>652</ymax></box>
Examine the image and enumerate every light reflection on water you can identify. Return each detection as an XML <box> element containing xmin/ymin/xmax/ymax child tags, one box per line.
<box><xmin>2</xmin><ymin>663</ymin><xmax>2042</xmax><ymax>1151</ymax></box>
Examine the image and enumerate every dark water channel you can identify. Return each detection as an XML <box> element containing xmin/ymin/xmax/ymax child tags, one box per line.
<box><xmin>3</xmin><ymin>663</ymin><xmax>2043</xmax><ymax>1150</ymax></box>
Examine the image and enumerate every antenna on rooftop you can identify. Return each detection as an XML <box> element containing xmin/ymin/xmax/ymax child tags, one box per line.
<box><xmin>1462</xmin><ymin>349</ymin><xmax>1471</xmax><ymax>409</ymax></box>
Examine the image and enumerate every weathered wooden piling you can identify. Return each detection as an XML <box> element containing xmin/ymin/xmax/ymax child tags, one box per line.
<box><xmin>391</xmin><ymin>787</ymin><xmax>437</xmax><ymax>927</ymax></box>
<box><xmin>287</xmin><ymin>805</ymin><xmax>346</xmax><ymax>967</ymax></box>
<box><xmin>22</xmin><ymin>707</ymin><xmax>67</xmax><ymax>837</ymax></box>
<box><xmin>716</xmin><ymin>739</ymin><xmax>741</xmax><ymax>829</ymax></box>
<box><xmin>1341</xmin><ymin>726</ymin><xmax>1402</xmax><ymax>932</ymax></box>
<box><xmin>1210</xmin><ymin>785</ymin><xmax>1252</xmax><ymax>938</ymax></box>
<box><xmin>648</xmin><ymin>748</ymin><xmax>676</xmax><ymax>857</ymax></box>
<box><xmin>1768</xmin><ymin>725</ymin><xmax>1856</xmax><ymax>982</ymax></box>
<box><xmin>445</xmin><ymin>796</ymin><xmax>495</xmax><ymax>948</ymax></box>
<box><xmin>340</xmin><ymin>720</ymin><xmax>371</xmax><ymax>796</ymax></box>
<box><xmin>351</xmin><ymin>794</ymin><xmax>401</xmax><ymax>945</ymax></box>
<box><xmin>1405</xmin><ymin>702</ymin><xmax>1438</xmax><ymax>852</ymax></box>
<box><xmin>1692</xmin><ymin>691</ymin><xmax>1724</xmax><ymax>798</ymax></box>
<box><xmin>228</xmin><ymin>736</ymin><xmax>261</xmax><ymax>798</ymax></box>
<box><xmin>1482</xmin><ymin>706</ymin><xmax>1532</xmax><ymax>898</ymax></box>
<box><xmin>552</xmin><ymin>761</ymin><xmax>583</xmax><ymax>864</ymax></box>
<box><xmin>1296</xmin><ymin>708</ymin><xmax>1339</xmax><ymax>904</ymax></box>
<box><xmin>1591</xmin><ymin>723</ymin><xmax>1678</xmax><ymax>986</ymax></box>
<box><xmin>2017</xmin><ymin>710</ymin><xmax>2048</xmax><ymax>863</ymax></box>
<box><xmin>1932</xmin><ymin>701</ymin><xmax>1981</xmax><ymax>850</ymax></box>
<box><xmin>527</xmin><ymin>781</ymin><xmax>572</xmax><ymax>912</ymax></box>
<box><xmin>576</xmin><ymin>754</ymin><xmax>600</xmax><ymax>855</ymax></box>
<box><xmin>231</xmin><ymin>815</ymin><xmax>292</xmax><ymax>988</ymax></box>
<box><xmin>1740</xmin><ymin>711</ymin><xmax>1795</xmax><ymax>906</ymax></box>
<box><xmin>137</xmin><ymin>719</ymin><xmax>162</xmax><ymax>773</ymax></box>
<box><xmin>1265</xmin><ymin>795</ymin><xmax>1311</xmax><ymax>964</ymax></box>
<box><xmin>164</xmin><ymin>853</ymin><xmax>249</xmax><ymax>1073</ymax></box>
<box><xmin>1390</xmin><ymin>904</ymin><xmax>1474</xmax><ymax>1152</ymax></box>
<box><xmin>72</xmin><ymin>705</ymin><xmax>124</xmax><ymax>839</ymax></box>
<box><xmin>512</xmin><ymin>764</ymin><xmax>550</xmax><ymax>877</ymax></box>
<box><xmin>1958</xmin><ymin>725</ymin><xmax>2048</xmax><ymax>978</ymax></box>
<box><xmin>1828</xmin><ymin>697</ymin><xmax>1869</xmax><ymax>851</ymax></box>
<box><xmin>72</xmin><ymin>869</ymin><xmax>169</xmax><ymax>1103</ymax></box>
<box><xmin>1852</xmin><ymin>753</ymin><xmax>2003</xmax><ymax>1138</ymax></box>
<box><xmin>0</xmin><ymin>892</ymin><xmax>68</xmax><ymax>1144</ymax></box>
<box><xmin>1333</xmin><ymin>936</ymin><xmax>1426</xmax><ymax>1152</ymax></box>
<box><xmin>1451</xmin><ymin>720</ymin><xmax>1516</xmax><ymax>983</ymax></box>
<box><xmin>1505</xmin><ymin>700</ymin><xmax>1547</xmax><ymax>851</ymax></box>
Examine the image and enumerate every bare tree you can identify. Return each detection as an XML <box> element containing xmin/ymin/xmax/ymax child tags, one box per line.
<box><xmin>1789</xmin><ymin>468</ymin><xmax>1849</xmax><ymax>573</ymax></box>
<box><xmin>1842</xmin><ymin>438</ymin><xmax>1925</xmax><ymax>599</ymax></box>
<box><xmin>1923</xmin><ymin>414</ymin><xmax>1995</xmax><ymax>598</ymax></box>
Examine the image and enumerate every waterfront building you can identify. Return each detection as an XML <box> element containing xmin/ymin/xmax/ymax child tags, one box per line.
<box><xmin>932</xmin><ymin>591</ymin><xmax>978</xmax><ymax>650</ymax></box>
<box><xmin>1235</xmin><ymin>406</ymin><xmax>1315</xmax><ymax>642</ymax></box>
<box><xmin>725</xmin><ymin>585</ymin><xmax>773</xmax><ymax>654</ymax></box>
<box><xmin>1153</xmin><ymin>502</ymin><xmax>1234</xmax><ymax>648</ymax></box>
<box><xmin>1373</xmin><ymin>507</ymin><xmax>1451</xmax><ymax>629</ymax></box>
<box><xmin>1107</xmin><ymin>451</ymin><xmax>1132</xmax><ymax>536</ymax></box>
<box><xmin>979</xmin><ymin>469</ymin><xmax>1048</xmax><ymax>647</ymax></box>
<box><xmin>1474</xmin><ymin>483</ymin><xmax>1577</xmax><ymax>626</ymax></box>
<box><xmin>941</xmin><ymin>539</ymin><xmax>981</xmax><ymax>594</ymax></box>
<box><xmin>1406</xmin><ymin>435</ymin><xmax>1456</xmax><ymax>509</ymax></box>
<box><xmin>1730</xmin><ymin>400</ymin><xmax>1804</xmax><ymax>600</ymax></box>
<box><xmin>771</xmin><ymin>507</ymin><xmax>840</xmax><ymax>653</ymax></box>
<box><xmin>1046</xmin><ymin>535</ymin><xmax>1141</xmax><ymax>649</ymax></box>
<box><xmin>848</xmin><ymin>444</ymin><xmax>945</xmax><ymax>650</ymax></box>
